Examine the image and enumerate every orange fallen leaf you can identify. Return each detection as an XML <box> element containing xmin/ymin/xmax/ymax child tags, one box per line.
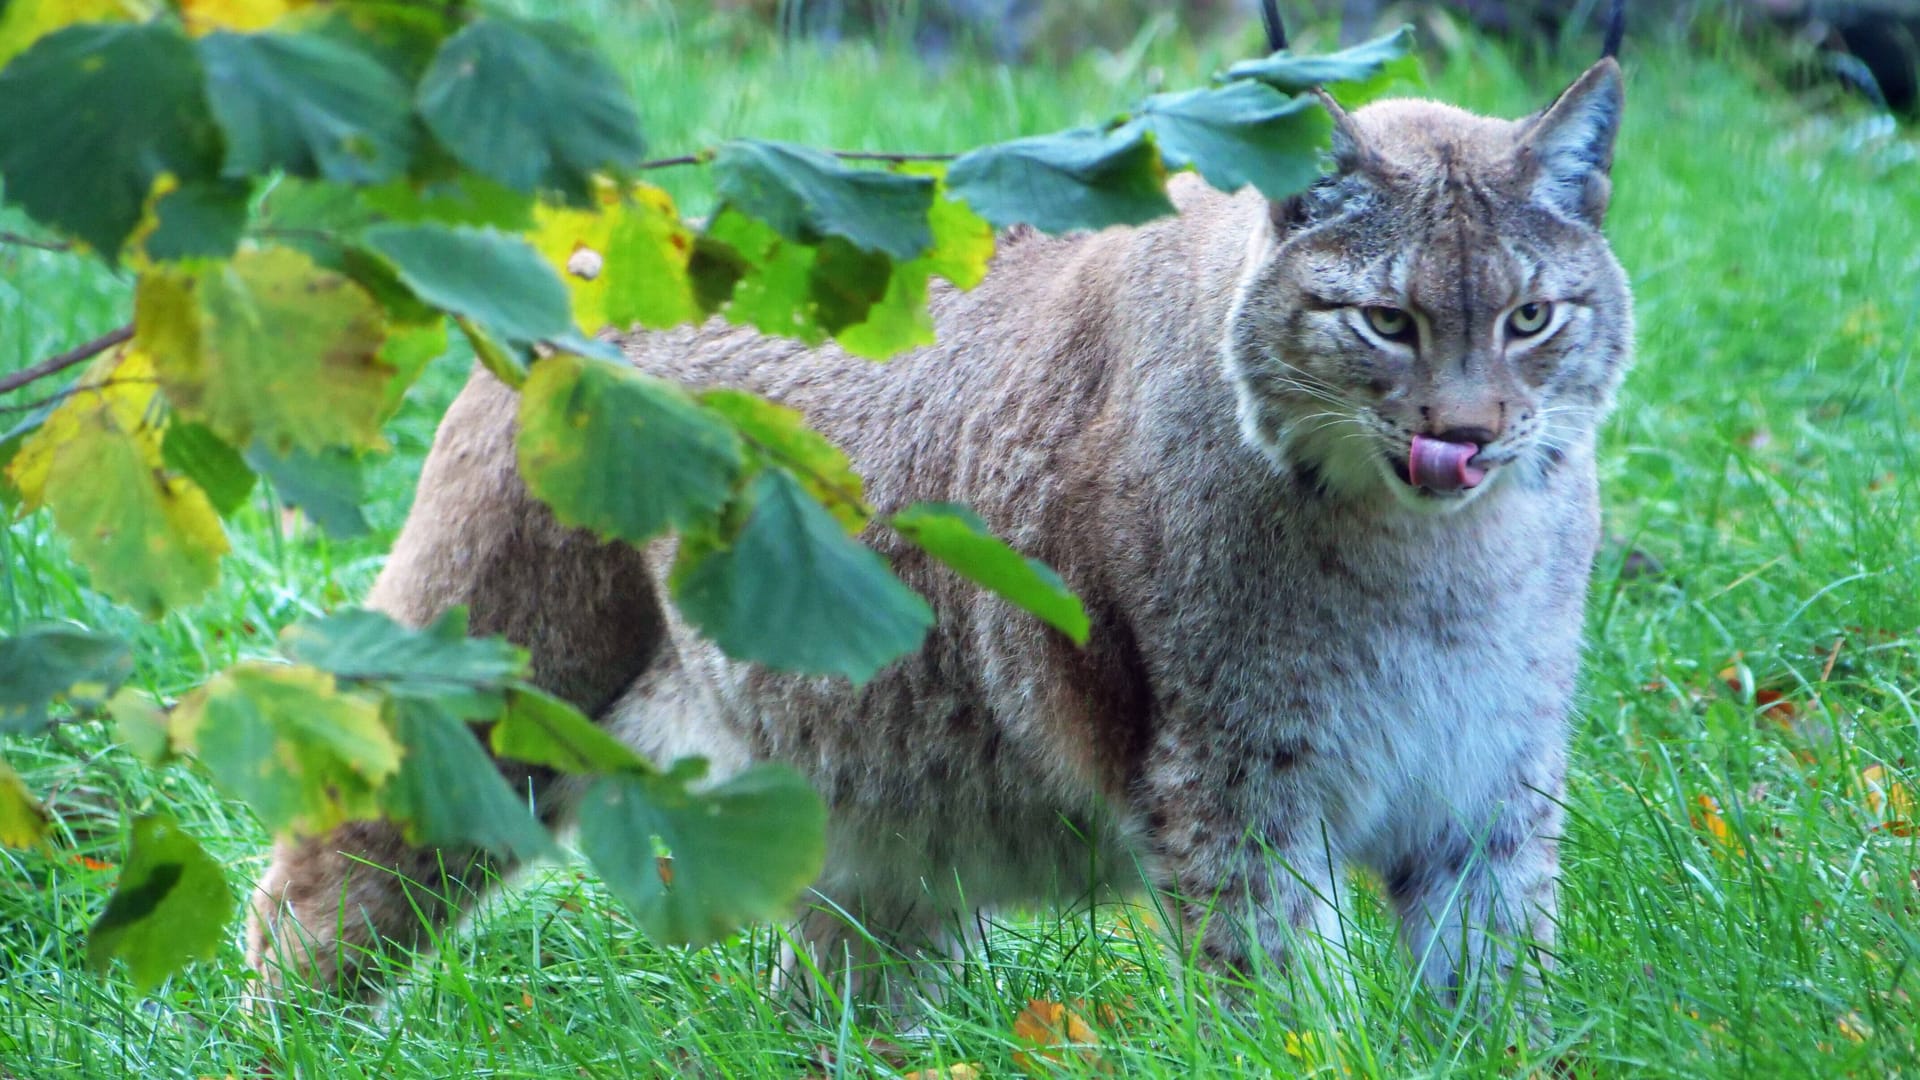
<box><xmin>1692</xmin><ymin>795</ymin><xmax>1744</xmax><ymax>856</ymax></box>
<box><xmin>1013</xmin><ymin>998</ymin><xmax>1105</xmax><ymax>1075</ymax></box>
<box><xmin>1861</xmin><ymin>765</ymin><xmax>1915</xmax><ymax>835</ymax></box>
<box><xmin>903</xmin><ymin>1066</ymin><xmax>981</xmax><ymax>1080</ymax></box>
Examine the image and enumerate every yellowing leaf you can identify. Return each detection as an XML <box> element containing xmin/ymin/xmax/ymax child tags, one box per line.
<box><xmin>6</xmin><ymin>348</ymin><xmax>154</xmax><ymax>511</ymax></box>
<box><xmin>0</xmin><ymin>0</ymin><xmax>143</xmax><ymax>68</ymax></box>
<box><xmin>0</xmin><ymin>756</ymin><xmax>50</xmax><ymax>849</ymax></box>
<box><xmin>8</xmin><ymin>349</ymin><xmax>228</xmax><ymax>617</ymax></box>
<box><xmin>1692</xmin><ymin>794</ymin><xmax>1744</xmax><ymax>857</ymax></box>
<box><xmin>172</xmin><ymin>663</ymin><xmax>399</xmax><ymax>836</ymax></box>
<box><xmin>903</xmin><ymin>1067</ymin><xmax>982</xmax><ymax>1080</ymax></box>
<box><xmin>178</xmin><ymin>0</ymin><xmax>306</xmax><ymax>36</ymax></box>
<box><xmin>1861</xmin><ymin>765</ymin><xmax>1915</xmax><ymax>835</ymax></box>
<box><xmin>138</xmin><ymin>245</ymin><xmax>394</xmax><ymax>454</ymax></box>
<box><xmin>530</xmin><ymin>182</ymin><xmax>697</xmax><ymax>335</ymax></box>
<box><xmin>1012</xmin><ymin>999</ymin><xmax>1105</xmax><ymax>1076</ymax></box>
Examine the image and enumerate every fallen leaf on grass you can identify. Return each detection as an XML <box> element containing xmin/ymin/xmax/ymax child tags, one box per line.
<box><xmin>1692</xmin><ymin>795</ymin><xmax>1745</xmax><ymax>857</ymax></box>
<box><xmin>903</xmin><ymin>1066</ymin><xmax>982</xmax><ymax>1080</ymax></box>
<box><xmin>1860</xmin><ymin>765</ymin><xmax>1915</xmax><ymax>835</ymax></box>
<box><xmin>1013</xmin><ymin>998</ymin><xmax>1106</xmax><ymax>1075</ymax></box>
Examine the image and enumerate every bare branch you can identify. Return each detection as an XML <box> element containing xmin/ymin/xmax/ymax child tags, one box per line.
<box><xmin>0</xmin><ymin>377</ymin><xmax>159</xmax><ymax>416</ymax></box>
<box><xmin>635</xmin><ymin>148</ymin><xmax>957</xmax><ymax>171</ymax></box>
<box><xmin>0</xmin><ymin>230</ymin><xmax>73</xmax><ymax>253</ymax></box>
<box><xmin>0</xmin><ymin>326</ymin><xmax>135</xmax><ymax>398</ymax></box>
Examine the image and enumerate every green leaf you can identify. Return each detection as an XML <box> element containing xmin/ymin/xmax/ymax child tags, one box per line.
<box><xmin>384</xmin><ymin>694</ymin><xmax>554</xmax><ymax>862</ymax></box>
<box><xmin>295</xmin><ymin>0</ymin><xmax>456</xmax><ymax>86</ymax></box>
<box><xmin>702</xmin><ymin>209</ymin><xmax>824</xmax><ymax>344</ymax></box>
<box><xmin>172</xmin><ymin>663</ymin><xmax>400</xmax><ymax>836</ymax></box>
<box><xmin>947</xmin><ymin>126</ymin><xmax>1174</xmax><ymax>235</ymax></box>
<box><xmin>138</xmin><ymin>246</ymin><xmax>394</xmax><ymax>454</ymax></box>
<box><xmin>0</xmin><ymin>757</ymin><xmax>49</xmax><ymax>849</ymax></box>
<box><xmin>198</xmin><ymin>28</ymin><xmax>417</xmax><ymax>183</ymax></box>
<box><xmin>834</xmin><ymin>170</ymin><xmax>994</xmax><ymax>359</ymax></box>
<box><xmin>280</xmin><ymin>606</ymin><xmax>527</xmax><ymax>700</ymax></box>
<box><xmin>0</xmin><ymin>626</ymin><xmax>133</xmax><ymax>733</ymax></box>
<box><xmin>1129</xmin><ymin>82</ymin><xmax>1331</xmax><ymax>202</ymax></box>
<box><xmin>359</xmin><ymin>173</ymin><xmax>536</xmax><ymax>231</ymax></box>
<box><xmin>672</xmin><ymin>469</ymin><xmax>932</xmax><ymax>683</ymax></box>
<box><xmin>699</xmin><ymin>389</ymin><xmax>866</xmax><ymax>532</ymax></box>
<box><xmin>714</xmin><ymin>140</ymin><xmax>934</xmax><ymax>262</ymax></box>
<box><xmin>490</xmin><ymin>687</ymin><xmax>648</xmax><ymax>775</ymax></box>
<box><xmin>244</xmin><ymin>442</ymin><xmax>371</xmax><ymax>538</ymax></box>
<box><xmin>145</xmin><ymin>179</ymin><xmax>252</xmax><ymax>262</ymax></box>
<box><xmin>891</xmin><ymin>502</ymin><xmax>1089</xmax><ymax>644</ymax></box>
<box><xmin>1223</xmin><ymin>25</ymin><xmax>1416</xmax><ymax>95</ymax></box>
<box><xmin>161</xmin><ymin>421</ymin><xmax>256</xmax><ymax>517</ymax></box>
<box><xmin>576</xmin><ymin>763</ymin><xmax>825</xmax><ymax>947</ymax></box>
<box><xmin>416</xmin><ymin>16</ymin><xmax>647</xmax><ymax>200</ymax></box>
<box><xmin>362</xmin><ymin>223</ymin><xmax>574</xmax><ymax>348</ymax></box>
<box><xmin>517</xmin><ymin>352</ymin><xmax>744</xmax><ymax>544</ymax></box>
<box><xmin>85</xmin><ymin>815</ymin><xmax>233</xmax><ymax>993</ymax></box>
<box><xmin>107</xmin><ymin>689</ymin><xmax>173</xmax><ymax>765</ymax></box>
<box><xmin>0</xmin><ymin>0</ymin><xmax>137</xmax><ymax>70</ymax></box>
<box><xmin>0</xmin><ymin>22</ymin><xmax>223</xmax><ymax>258</ymax></box>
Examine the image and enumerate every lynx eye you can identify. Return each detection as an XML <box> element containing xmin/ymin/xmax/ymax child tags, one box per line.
<box><xmin>1362</xmin><ymin>305</ymin><xmax>1415</xmax><ymax>344</ymax></box>
<box><xmin>1507</xmin><ymin>301</ymin><xmax>1553</xmax><ymax>337</ymax></box>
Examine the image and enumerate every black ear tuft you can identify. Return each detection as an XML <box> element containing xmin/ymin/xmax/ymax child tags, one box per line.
<box><xmin>1270</xmin><ymin>91</ymin><xmax>1377</xmax><ymax>235</ymax></box>
<box><xmin>1520</xmin><ymin>58</ymin><xmax>1624</xmax><ymax>225</ymax></box>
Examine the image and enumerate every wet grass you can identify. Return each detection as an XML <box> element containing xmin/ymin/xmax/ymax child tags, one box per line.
<box><xmin>3</xmin><ymin>6</ymin><xmax>1918</xmax><ymax>1077</ymax></box>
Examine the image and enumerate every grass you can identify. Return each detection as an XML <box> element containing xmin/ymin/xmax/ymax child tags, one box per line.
<box><xmin>4</xmin><ymin>5</ymin><xmax>1920</xmax><ymax>1077</ymax></box>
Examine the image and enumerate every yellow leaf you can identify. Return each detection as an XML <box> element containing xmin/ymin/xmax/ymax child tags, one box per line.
<box><xmin>1012</xmin><ymin>998</ymin><xmax>1105</xmax><ymax>1075</ymax></box>
<box><xmin>137</xmin><ymin>245</ymin><xmax>393</xmax><ymax>454</ymax></box>
<box><xmin>1861</xmin><ymin>765</ymin><xmax>1914</xmax><ymax>834</ymax></box>
<box><xmin>1692</xmin><ymin>794</ymin><xmax>1746</xmax><ymax>857</ymax></box>
<box><xmin>7</xmin><ymin>347</ymin><xmax>154</xmax><ymax>510</ymax></box>
<box><xmin>0</xmin><ymin>756</ymin><xmax>50</xmax><ymax>849</ymax></box>
<box><xmin>9</xmin><ymin>348</ymin><xmax>228</xmax><ymax>616</ymax></box>
<box><xmin>0</xmin><ymin>0</ymin><xmax>146</xmax><ymax>69</ymax></box>
<box><xmin>177</xmin><ymin>0</ymin><xmax>306</xmax><ymax>35</ymax></box>
<box><xmin>903</xmin><ymin>1066</ymin><xmax>981</xmax><ymax>1080</ymax></box>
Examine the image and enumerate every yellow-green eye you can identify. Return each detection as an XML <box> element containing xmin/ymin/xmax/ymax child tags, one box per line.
<box><xmin>1363</xmin><ymin>305</ymin><xmax>1415</xmax><ymax>342</ymax></box>
<box><xmin>1508</xmin><ymin>301</ymin><xmax>1553</xmax><ymax>337</ymax></box>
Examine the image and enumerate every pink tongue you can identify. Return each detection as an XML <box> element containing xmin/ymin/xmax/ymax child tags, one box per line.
<box><xmin>1409</xmin><ymin>435</ymin><xmax>1487</xmax><ymax>491</ymax></box>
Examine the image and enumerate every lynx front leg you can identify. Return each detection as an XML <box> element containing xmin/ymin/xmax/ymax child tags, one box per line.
<box><xmin>1383</xmin><ymin>766</ymin><xmax>1564</xmax><ymax>1020</ymax></box>
<box><xmin>1140</xmin><ymin>746</ymin><xmax>1352</xmax><ymax>1004</ymax></box>
<box><xmin>247</xmin><ymin>761</ymin><xmax>556</xmax><ymax>1001</ymax></box>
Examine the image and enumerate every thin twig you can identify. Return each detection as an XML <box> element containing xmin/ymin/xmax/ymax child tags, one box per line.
<box><xmin>635</xmin><ymin>153</ymin><xmax>711</xmax><ymax>170</ymax></box>
<box><xmin>635</xmin><ymin>148</ymin><xmax>958</xmax><ymax>171</ymax></box>
<box><xmin>0</xmin><ymin>377</ymin><xmax>159</xmax><ymax>416</ymax></box>
<box><xmin>0</xmin><ymin>230</ymin><xmax>73</xmax><ymax>253</ymax></box>
<box><xmin>0</xmin><ymin>325</ymin><xmax>134</xmax><ymax>397</ymax></box>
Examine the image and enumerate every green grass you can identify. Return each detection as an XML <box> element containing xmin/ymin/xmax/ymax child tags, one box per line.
<box><xmin>5</xmin><ymin>6</ymin><xmax>1920</xmax><ymax>1077</ymax></box>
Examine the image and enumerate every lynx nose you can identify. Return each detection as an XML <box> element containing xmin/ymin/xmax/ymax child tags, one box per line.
<box><xmin>1431</xmin><ymin>424</ymin><xmax>1497</xmax><ymax>446</ymax></box>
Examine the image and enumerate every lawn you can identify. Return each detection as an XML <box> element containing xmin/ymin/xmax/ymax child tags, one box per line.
<box><xmin>3</xmin><ymin>4</ymin><xmax>1919</xmax><ymax>1077</ymax></box>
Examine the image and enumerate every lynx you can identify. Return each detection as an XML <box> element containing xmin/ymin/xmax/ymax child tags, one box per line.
<box><xmin>249</xmin><ymin>56</ymin><xmax>1632</xmax><ymax>1016</ymax></box>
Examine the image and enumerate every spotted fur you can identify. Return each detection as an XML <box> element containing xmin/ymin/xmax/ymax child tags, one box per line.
<box><xmin>250</xmin><ymin>61</ymin><xmax>1632</xmax><ymax>1020</ymax></box>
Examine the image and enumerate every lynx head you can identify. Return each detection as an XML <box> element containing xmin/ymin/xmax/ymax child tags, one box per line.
<box><xmin>1224</xmin><ymin>59</ymin><xmax>1633</xmax><ymax>511</ymax></box>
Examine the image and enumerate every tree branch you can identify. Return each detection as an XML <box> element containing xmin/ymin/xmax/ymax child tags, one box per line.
<box><xmin>0</xmin><ymin>377</ymin><xmax>158</xmax><ymax>416</ymax></box>
<box><xmin>0</xmin><ymin>230</ymin><xmax>72</xmax><ymax>253</ymax></box>
<box><xmin>635</xmin><ymin>148</ymin><xmax>958</xmax><ymax>171</ymax></box>
<box><xmin>0</xmin><ymin>326</ymin><xmax>135</xmax><ymax>398</ymax></box>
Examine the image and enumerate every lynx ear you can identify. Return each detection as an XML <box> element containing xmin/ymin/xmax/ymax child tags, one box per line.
<box><xmin>1519</xmin><ymin>57</ymin><xmax>1624</xmax><ymax>225</ymax></box>
<box><xmin>1270</xmin><ymin>90</ymin><xmax>1377</xmax><ymax>233</ymax></box>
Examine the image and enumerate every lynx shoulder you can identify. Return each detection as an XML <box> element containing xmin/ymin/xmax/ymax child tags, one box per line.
<box><xmin>250</xmin><ymin>59</ymin><xmax>1632</xmax><ymax>1014</ymax></box>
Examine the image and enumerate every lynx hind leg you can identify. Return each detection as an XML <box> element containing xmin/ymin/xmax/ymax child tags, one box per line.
<box><xmin>248</xmin><ymin>367</ymin><xmax>667</xmax><ymax>1001</ymax></box>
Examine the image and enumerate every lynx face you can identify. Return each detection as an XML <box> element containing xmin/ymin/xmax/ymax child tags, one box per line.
<box><xmin>1226</xmin><ymin>61</ymin><xmax>1633</xmax><ymax>510</ymax></box>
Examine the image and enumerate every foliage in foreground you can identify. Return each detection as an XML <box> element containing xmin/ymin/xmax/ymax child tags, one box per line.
<box><xmin>0</xmin><ymin>0</ymin><xmax>1420</xmax><ymax>992</ymax></box>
